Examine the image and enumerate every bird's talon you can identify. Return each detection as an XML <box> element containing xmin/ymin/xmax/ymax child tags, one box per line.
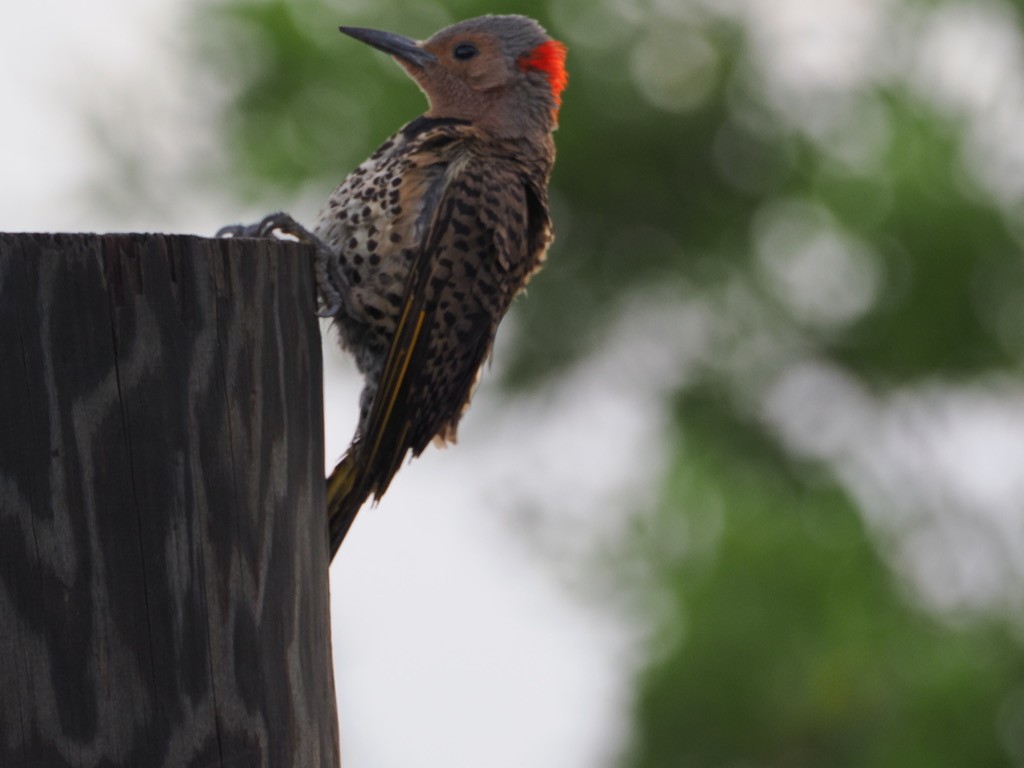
<box><xmin>216</xmin><ymin>223</ymin><xmax>250</xmax><ymax>238</ymax></box>
<box><xmin>253</xmin><ymin>212</ymin><xmax>303</xmax><ymax>241</ymax></box>
<box><xmin>216</xmin><ymin>212</ymin><xmax>310</xmax><ymax>241</ymax></box>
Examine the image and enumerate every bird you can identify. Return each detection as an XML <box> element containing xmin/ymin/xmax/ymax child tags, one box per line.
<box><xmin>220</xmin><ymin>15</ymin><xmax>567</xmax><ymax>559</ymax></box>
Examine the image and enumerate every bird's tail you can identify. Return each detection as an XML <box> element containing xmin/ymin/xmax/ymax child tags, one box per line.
<box><xmin>326</xmin><ymin>446</ymin><xmax>374</xmax><ymax>559</ymax></box>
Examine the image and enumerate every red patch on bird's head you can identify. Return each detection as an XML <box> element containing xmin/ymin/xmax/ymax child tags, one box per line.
<box><xmin>517</xmin><ymin>40</ymin><xmax>568</xmax><ymax>116</ymax></box>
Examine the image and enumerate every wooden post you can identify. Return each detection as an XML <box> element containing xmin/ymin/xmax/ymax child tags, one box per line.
<box><xmin>0</xmin><ymin>233</ymin><xmax>339</xmax><ymax>768</ymax></box>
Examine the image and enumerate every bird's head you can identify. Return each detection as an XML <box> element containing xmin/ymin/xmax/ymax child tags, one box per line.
<box><xmin>341</xmin><ymin>15</ymin><xmax>568</xmax><ymax>140</ymax></box>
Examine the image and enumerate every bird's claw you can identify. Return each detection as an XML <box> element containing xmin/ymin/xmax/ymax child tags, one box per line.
<box><xmin>215</xmin><ymin>222</ymin><xmax>255</xmax><ymax>238</ymax></box>
<box><xmin>216</xmin><ymin>211</ymin><xmax>356</xmax><ymax>320</ymax></box>
<box><xmin>215</xmin><ymin>211</ymin><xmax>310</xmax><ymax>241</ymax></box>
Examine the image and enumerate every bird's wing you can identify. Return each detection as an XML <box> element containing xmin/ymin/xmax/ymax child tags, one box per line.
<box><xmin>357</xmin><ymin>151</ymin><xmax>551</xmax><ymax>501</ymax></box>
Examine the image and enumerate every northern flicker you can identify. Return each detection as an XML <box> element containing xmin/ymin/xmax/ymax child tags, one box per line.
<box><xmin>220</xmin><ymin>15</ymin><xmax>567</xmax><ymax>559</ymax></box>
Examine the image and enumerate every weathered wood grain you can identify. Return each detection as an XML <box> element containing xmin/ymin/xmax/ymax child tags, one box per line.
<box><xmin>0</xmin><ymin>233</ymin><xmax>339</xmax><ymax>768</ymax></box>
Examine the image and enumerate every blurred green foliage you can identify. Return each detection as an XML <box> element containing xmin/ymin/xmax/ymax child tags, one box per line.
<box><xmin>630</xmin><ymin>387</ymin><xmax>1024</xmax><ymax>766</ymax></box>
<box><xmin>194</xmin><ymin>0</ymin><xmax>1024</xmax><ymax>763</ymax></box>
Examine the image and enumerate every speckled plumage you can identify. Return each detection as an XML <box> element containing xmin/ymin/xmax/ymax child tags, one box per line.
<box><xmin>315</xmin><ymin>116</ymin><xmax>552</xmax><ymax>424</ymax></box>
<box><xmin>319</xmin><ymin>117</ymin><xmax>556</xmax><ymax>551</ymax></box>
<box><xmin>307</xmin><ymin>15</ymin><xmax>566</xmax><ymax>556</ymax></box>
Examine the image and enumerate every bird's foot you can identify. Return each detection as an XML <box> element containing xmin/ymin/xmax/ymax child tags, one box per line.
<box><xmin>216</xmin><ymin>211</ymin><xmax>314</xmax><ymax>241</ymax></box>
<box><xmin>216</xmin><ymin>211</ymin><xmax>352</xmax><ymax>319</ymax></box>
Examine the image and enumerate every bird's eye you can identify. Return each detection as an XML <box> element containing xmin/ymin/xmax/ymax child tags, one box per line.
<box><xmin>453</xmin><ymin>42</ymin><xmax>478</xmax><ymax>61</ymax></box>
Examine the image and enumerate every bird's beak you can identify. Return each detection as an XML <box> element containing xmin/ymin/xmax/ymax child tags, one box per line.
<box><xmin>340</xmin><ymin>26</ymin><xmax>437</xmax><ymax>68</ymax></box>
